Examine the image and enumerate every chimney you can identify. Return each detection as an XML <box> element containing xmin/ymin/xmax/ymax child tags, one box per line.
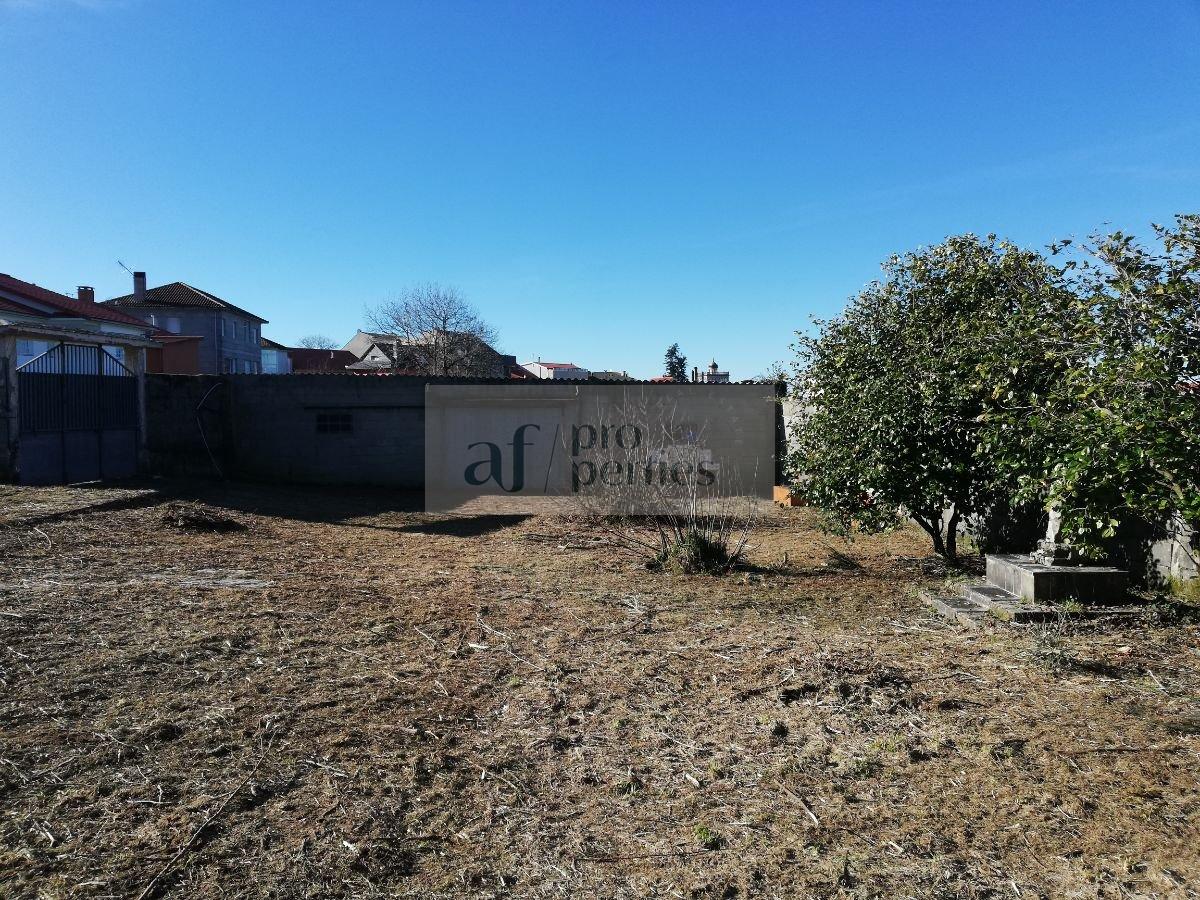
<box><xmin>77</xmin><ymin>286</ymin><xmax>95</xmax><ymax>304</ymax></box>
<box><xmin>133</xmin><ymin>271</ymin><xmax>146</xmax><ymax>302</ymax></box>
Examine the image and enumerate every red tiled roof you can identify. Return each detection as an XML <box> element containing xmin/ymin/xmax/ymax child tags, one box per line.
<box><xmin>0</xmin><ymin>272</ymin><xmax>156</xmax><ymax>329</ymax></box>
<box><xmin>106</xmin><ymin>281</ymin><xmax>267</xmax><ymax>323</ymax></box>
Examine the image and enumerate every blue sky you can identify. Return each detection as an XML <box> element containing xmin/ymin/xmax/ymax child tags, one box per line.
<box><xmin>2</xmin><ymin>0</ymin><xmax>1198</xmax><ymax>378</ymax></box>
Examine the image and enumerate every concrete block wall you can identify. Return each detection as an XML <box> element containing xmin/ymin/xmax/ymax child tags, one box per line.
<box><xmin>227</xmin><ymin>375</ymin><xmax>426</xmax><ymax>487</ymax></box>
<box><xmin>145</xmin><ymin>374</ymin><xmax>229</xmax><ymax>477</ymax></box>
<box><xmin>147</xmin><ymin>375</ymin><xmax>781</xmax><ymax>491</ymax></box>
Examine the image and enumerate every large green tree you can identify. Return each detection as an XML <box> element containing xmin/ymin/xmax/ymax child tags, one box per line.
<box><xmin>788</xmin><ymin>235</ymin><xmax>1065</xmax><ymax>562</ymax></box>
<box><xmin>979</xmin><ymin>216</ymin><xmax>1200</xmax><ymax>557</ymax></box>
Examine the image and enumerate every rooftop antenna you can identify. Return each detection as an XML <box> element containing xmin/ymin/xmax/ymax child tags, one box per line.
<box><xmin>117</xmin><ymin>260</ymin><xmax>135</xmax><ymax>276</ymax></box>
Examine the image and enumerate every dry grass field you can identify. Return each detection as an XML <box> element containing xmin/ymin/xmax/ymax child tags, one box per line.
<box><xmin>1</xmin><ymin>481</ymin><xmax>1198</xmax><ymax>899</ymax></box>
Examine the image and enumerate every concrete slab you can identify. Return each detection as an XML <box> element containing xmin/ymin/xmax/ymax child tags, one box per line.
<box><xmin>986</xmin><ymin>554</ymin><xmax>1128</xmax><ymax>604</ymax></box>
<box><xmin>920</xmin><ymin>589</ymin><xmax>984</xmax><ymax>629</ymax></box>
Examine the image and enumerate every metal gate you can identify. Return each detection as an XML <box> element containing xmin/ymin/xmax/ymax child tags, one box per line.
<box><xmin>16</xmin><ymin>342</ymin><xmax>139</xmax><ymax>484</ymax></box>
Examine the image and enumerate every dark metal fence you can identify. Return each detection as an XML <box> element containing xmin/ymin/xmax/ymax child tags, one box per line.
<box><xmin>17</xmin><ymin>343</ymin><xmax>137</xmax><ymax>434</ymax></box>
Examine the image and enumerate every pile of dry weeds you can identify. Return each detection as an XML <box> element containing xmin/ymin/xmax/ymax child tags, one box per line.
<box><xmin>159</xmin><ymin>501</ymin><xmax>247</xmax><ymax>533</ymax></box>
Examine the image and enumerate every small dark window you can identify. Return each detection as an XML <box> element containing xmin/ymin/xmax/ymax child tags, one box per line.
<box><xmin>316</xmin><ymin>412</ymin><xmax>353</xmax><ymax>434</ymax></box>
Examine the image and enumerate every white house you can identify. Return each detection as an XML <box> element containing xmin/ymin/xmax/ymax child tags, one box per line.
<box><xmin>521</xmin><ymin>360</ymin><xmax>590</xmax><ymax>380</ymax></box>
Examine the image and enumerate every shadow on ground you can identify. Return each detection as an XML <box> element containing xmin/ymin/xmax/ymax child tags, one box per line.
<box><xmin>0</xmin><ymin>478</ymin><xmax>539</xmax><ymax>537</ymax></box>
<box><xmin>1</xmin><ymin>478</ymin><xmax>426</xmax><ymax>528</ymax></box>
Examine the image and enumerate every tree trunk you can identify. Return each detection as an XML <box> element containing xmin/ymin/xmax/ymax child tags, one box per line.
<box><xmin>943</xmin><ymin>505</ymin><xmax>961</xmax><ymax>566</ymax></box>
<box><xmin>914</xmin><ymin>513</ymin><xmax>946</xmax><ymax>558</ymax></box>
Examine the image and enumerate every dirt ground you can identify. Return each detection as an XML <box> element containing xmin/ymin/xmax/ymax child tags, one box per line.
<box><xmin>1</xmin><ymin>481</ymin><xmax>1198</xmax><ymax>900</ymax></box>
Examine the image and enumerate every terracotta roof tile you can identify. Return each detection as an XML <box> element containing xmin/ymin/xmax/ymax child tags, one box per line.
<box><xmin>0</xmin><ymin>272</ymin><xmax>156</xmax><ymax>329</ymax></box>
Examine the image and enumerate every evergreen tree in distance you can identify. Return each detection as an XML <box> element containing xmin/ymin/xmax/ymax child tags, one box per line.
<box><xmin>664</xmin><ymin>343</ymin><xmax>689</xmax><ymax>382</ymax></box>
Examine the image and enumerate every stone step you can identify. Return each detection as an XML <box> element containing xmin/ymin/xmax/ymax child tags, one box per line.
<box><xmin>960</xmin><ymin>582</ymin><xmax>1058</xmax><ymax>623</ymax></box>
<box><xmin>920</xmin><ymin>589</ymin><xmax>986</xmax><ymax>629</ymax></box>
<box><xmin>986</xmin><ymin>554</ymin><xmax>1128</xmax><ymax>604</ymax></box>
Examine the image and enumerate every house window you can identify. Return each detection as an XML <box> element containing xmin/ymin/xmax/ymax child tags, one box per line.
<box><xmin>224</xmin><ymin>357</ymin><xmax>234</xmax><ymax>373</ymax></box>
<box><xmin>316</xmin><ymin>412</ymin><xmax>353</xmax><ymax>434</ymax></box>
<box><xmin>16</xmin><ymin>339</ymin><xmax>51</xmax><ymax>368</ymax></box>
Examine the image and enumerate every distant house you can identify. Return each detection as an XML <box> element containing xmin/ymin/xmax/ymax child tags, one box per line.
<box><xmin>259</xmin><ymin>337</ymin><xmax>360</xmax><ymax>374</ymax></box>
<box><xmin>105</xmin><ymin>273</ymin><xmax>267</xmax><ymax>375</ymax></box>
<box><xmin>522</xmin><ymin>360</ymin><xmax>590</xmax><ymax>380</ymax></box>
<box><xmin>508</xmin><ymin>362</ymin><xmax>537</xmax><ymax>379</ymax></box>
<box><xmin>287</xmin><ymin>347</ymin><xmax>358</xmax><ymax>373</ymax></box>
<box><xmin>590</xmin><ymin>370</ymin><xmax>629</xmax><ymax>381</ymax></box>
<box><xmin>0</xmin><ymin>273</ymin><xmax>158</xmax><ymax>370</ymax></box>
<box><xmin>342</xmin><ymin>331</ymin><xmax>400</xmax><ymax>369</ymax></box>
<box><xmin>260</xmin><ymin>337</ymin><xmax>293</xmax><ymax>374</ymax></box>
<box><xmin>342</xmin><ymin>329</ymin><xmax>520</xmax><ymax>377</ymax></box>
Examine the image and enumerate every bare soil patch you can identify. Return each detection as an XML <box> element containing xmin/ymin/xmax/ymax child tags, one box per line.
<box><xmin>1</xmin><ymin>481</ymin><xmax>1198</xmax><ymax>898</ymax></box>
